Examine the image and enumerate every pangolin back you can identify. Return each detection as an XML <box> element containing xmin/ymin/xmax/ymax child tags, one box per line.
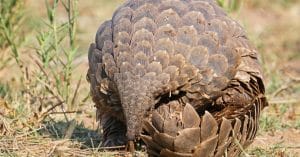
<box><xmin>87</xmin><ymin>0</ymin><xmax>267</xmax><ymax>156</ymax></box>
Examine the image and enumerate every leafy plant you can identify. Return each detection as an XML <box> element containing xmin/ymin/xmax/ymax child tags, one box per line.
<box><xmin>217</xmin><ymin>0</ymin><xmax>242</xmax><ymax>12</ymax></box>
<box><xmin>0</xmin><ymin>0</ymin><xmax>25</xmax><ymax>69</ymax></box>
<box><xmin>27</xmin><ymin>0</ymin><xmax>86</xmax><ymax>124</ymax></box>
<box><xmin>0</xmin><ymin>0</ymin><xmax>86</xmax><ymax>137</ymax></box>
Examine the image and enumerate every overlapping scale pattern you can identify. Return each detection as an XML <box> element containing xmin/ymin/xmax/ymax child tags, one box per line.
<box><xmin>142</xmin><ymin>100</ymin><xmax>265</xmax><ymax>157</ymax></box>
<box><xmin>87</xmin><ymin>0</ymin><xmax>268</xmax><ymax>156</ymax></box>
<box><xmin>106</xmin><ymin>0</ymin><xmax>250</xmax><ymax>101</ymax></box>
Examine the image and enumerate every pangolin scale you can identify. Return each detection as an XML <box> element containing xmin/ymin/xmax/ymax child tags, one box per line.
<box><xmin>87</xmin><ymin>0</ymin><xmax>268</xmax><ymax>156</ymax></box>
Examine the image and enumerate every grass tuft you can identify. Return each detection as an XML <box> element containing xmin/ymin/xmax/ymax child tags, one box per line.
<box><xmin>0</xmin><ymin>0</ymin><xmax>299</xmax><ymax>156</ymax></box>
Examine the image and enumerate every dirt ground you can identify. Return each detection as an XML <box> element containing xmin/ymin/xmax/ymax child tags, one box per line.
<box><xmin>0</xmin><ymin>0</ymin><xmax>299</xmax><ymax>156</ymax></box>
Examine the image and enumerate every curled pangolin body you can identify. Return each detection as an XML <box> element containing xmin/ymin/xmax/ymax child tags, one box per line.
<box><xmin>87</xmin><ymin>0</ymin><xmax>268</xmax><ymax>156</ymax></box>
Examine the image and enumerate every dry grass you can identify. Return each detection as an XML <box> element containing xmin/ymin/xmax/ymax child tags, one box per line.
<box><xmin>0</xmin><ymin>0</ymin><xmax>299</xmax><ymax>156</ymax></box>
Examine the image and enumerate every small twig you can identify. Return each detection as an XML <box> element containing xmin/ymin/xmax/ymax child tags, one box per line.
<box><xmin>0</xmin><ymin>116</ymin><xmax>13</xmax><ymax>135</ymax></box>
<box><xmin>49</xmin><ymin>111</ymin><xmax>81</xmax><ymax>114</ymax></box>
<box><xmin>36</xmin><ymin>78</ymin><xmax>69</xmax><ymax>122</ymax></box>
<box><xmin>44</xmin><ymin>101</ymin><xmax>64</xmax><ymax>115</ymax></box>
<box><xmin>98</xmin><ymin>145</ymin><xmax>126</xmax><ymax>150</ymax></box>
<box><xmin>268</xmin><ymin>98</ymin><xmax>300</xmax><ymax>105</ymax></box>
<box><xmin>16</xmin><ymin>127</ymin><xmax>44</xmax><ymax>138</ymax></box>
<box><xmin>71</xmin><ymin>76</ymin><xmax>82</xmax><ymax>108</ymax></box>
<box><xmin>32</xmin><ymin>56</ymin><xmax>50</xmax><ymax>79</ymax></box>
<box><xmin>262</xmin><ymin>112</ymin><xmax>300</xmax><ymax>117</ymax></box>
<box><xmin>286</xmin><ymin>73</ymin><xmax>300</xmax><ymax>82</ymax></box>
<box><xmin>47</xmin><ymin>140</ymin><xmax>66</xmax><ymax>157</ymax></box>
<box><xmin>270</xmin><ymin>81</ymin><xmax>291</xmax><ymax>98</ymax></box>
<box><xmin>64</xmin><ymin>119</ymin><xmax>77</xmax><ymax>139</ymax></box>
<box><xmin>50</xmin><ymin>122</ymin><xmax>60</xmax><ymax>139</ymax></box>
<box><xmin>90</xmin><ymin>137</ymin><xmax>95</xmax><ymax>149</ymax></box>
<box><xmin>279</xmin><ymin>146</ymin><xmax>300</xmax><ymax>149</ymax></box>
<box><xmin>23</xmin><ymin>145</ymin><xmax>37</xmax><ymax>156</ymax></box>
<box><xmin>232</xmin><ymin>131</ymin><xmax>250</xmax><ymax>157</ymax></box>
<box><xmin>78</xmin><ymin>93</ymin><xmax>90</xmax><ymax>106</ymax></box>
<box><xmin>39</xmin><ymin>101</ymin><xmax>65</xmax><ymax>122</ymax></box>
<box><xmin>36</xmin><ymin>77</ymin><xmax>64</xmax><ymax>103</ymax></box>
<box><xmin>94</xmin><ymin>138</ymin><xmax>102</xmax><ymax>153</ymax></box>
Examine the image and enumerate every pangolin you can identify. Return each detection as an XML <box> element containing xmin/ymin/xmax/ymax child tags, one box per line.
<box><xmin>87</xmin><ymin>0</ymin><xmax>268</xmax><ymax>156</ymax></box>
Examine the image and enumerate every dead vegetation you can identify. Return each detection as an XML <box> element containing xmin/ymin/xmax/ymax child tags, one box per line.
<box><xmin>0</xmin><ymin>0</ymin><xmax>299</xmax><ymax>156</ymax></box>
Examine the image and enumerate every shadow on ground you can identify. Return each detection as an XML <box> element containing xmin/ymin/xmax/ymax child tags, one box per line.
<box><xmin>39</xmin><ymin>120</ymin><xmax>102</xmax><ymax>149</ymax></box>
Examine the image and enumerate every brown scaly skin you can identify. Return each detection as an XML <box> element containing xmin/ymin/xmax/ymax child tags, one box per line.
<box><xmin>87</xmin><ymin>0</ymin><xmax>268</xmax><ymax>156</ymax></box>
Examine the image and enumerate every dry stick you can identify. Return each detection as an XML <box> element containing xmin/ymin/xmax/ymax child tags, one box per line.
<box><xmin>23</xmin><ymin>145</ymin><xmax>37</xmax><ymax>157</ymax></box>
<box><xmin>98</xmin><ymin>145</ymin><xmax>126</xmax><ymax>150</ymax></box>
<box><xmin>268</xmin><ymin>98</ymin><xmax>300</xmax><ymax>105</ymax></box>
<box><xmin>33</xmin><ymin>57</ymin><xmax>50</xmax><ymax>79</ymax></box>
<box><xmin>24</xmin><ymin>67</ymin><xmax>31</xmax><ymax>105</ymax></box>
<box><xmin>64</xmin><ymin>119</ymin><xmax>77</xmax><ymax>139</ymax></box>
<box><xmin>36</xmin><ymin>78</ymin><xmax>69</xmax><ymax>122</ymax></box>
<box><xmin>93</xmin><ymin>138</ymin><xmax>103</xmax><ymax>154</ymax></box>
<box><xmin>39</xmin><ymin>101</ymin><xmax>64</xmax><ymax>122</ymax></box>
<box><xmin>269</xmin><ymin>77</ymin><xmax>299</xmax><ymax>106</ymax></box>
<box><xmin>71</xmin><ymin>76</ymin><xmax>82</xmax><ymax>108</ymax></box>
<box><xmin>280</xmin><ymin>146</ymin><xmax>300</xmax><ymax>149</ymax></box>
<box><xmin>63</xmin><ymin>77</ymin><xmax>82</xmax><ymax>139</ymax></box>
<box><xmin>33</xmin><ymin>58</ymin><xmax>70</xmax><ymax>122</ymax></box>
<box><xmin>49</xmin><ymin>111</ymin><xmax>80</xmax><ymax>114</ymax></box>
<box><xmin>0</xmin><ymin>116</ymin><xmax>13</xmax><ymax>135</ymax></box>
<box><xmin>15</xmin><ymin>127</ymin><xmax>44</xmax><ymax>138</ymax></box>
<box><xmin>47</xmin><ymin>140</ymin><xmax>64</xmax><ymax>157</ymax></box>
<box><xmin>270</xmin><ymin>80</ymin><xmax>291</xmax><ymax>98</ymax></box>
<box><xmin>78</xmin><ymin>93</ymin><xmax>90</xmax><ymax>106</ymax></box>
<box><xmin>232</xmin><ymin>130</ymin><xmax>250</xmax><ymax>157</ymax></box>
<box><xmin>286</xmin><ymin>73</ymin><xmax>300</xmax><ymax>82</ymax></box>
<box><xmin>262</xmin><ymin>112</ymin><xmax>300</xmax><ymax>116</ymax></box>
